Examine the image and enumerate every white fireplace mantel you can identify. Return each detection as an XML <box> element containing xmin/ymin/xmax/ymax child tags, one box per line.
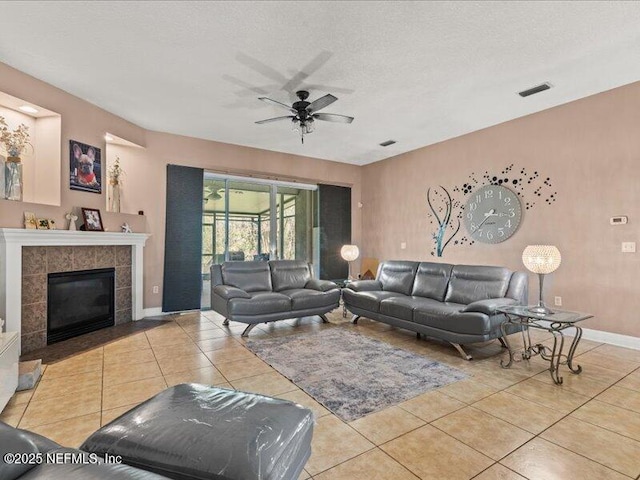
<box><xmin>0</xmin><ymin>228</ymin><xmax>150</xmax><ymax>353</ymax></box>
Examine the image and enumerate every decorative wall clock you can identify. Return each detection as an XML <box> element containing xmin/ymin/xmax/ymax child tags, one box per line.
<box><xmin>463</xmin><ymin>185</ymin><xmax>522</xmax><ymax>243</ymax></box>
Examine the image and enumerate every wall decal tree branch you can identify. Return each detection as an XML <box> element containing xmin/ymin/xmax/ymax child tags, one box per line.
<box><xmin>427</xmin><ymin>186</ymin><xmax>460</xmax><ymax>257</ymax></box>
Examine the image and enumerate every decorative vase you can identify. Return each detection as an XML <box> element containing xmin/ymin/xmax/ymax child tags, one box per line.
<box><xmin>109</xmin><ymin>180</ymin><xmax>121</xmax><ymax>213</ymax></box>
<box><xmin>5</xmin><ymin>156</ymin><xmax>23</xmax><ymax>201</ymax></box>
<box><xmin>0</xmin><ymin>155</ymin><xmax>5</xmax><ymax>200</ymax></box>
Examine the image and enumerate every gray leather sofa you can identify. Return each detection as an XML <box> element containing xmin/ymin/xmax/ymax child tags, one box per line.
<box><xmin>343</xmin><ymin>261</ymin><xmax>528</xmax><ymax>359</ymax></box>
<box><xmin>211</xmin><ymin>260</ymin><xmax>340</xmax><ymax>336</ymax></box>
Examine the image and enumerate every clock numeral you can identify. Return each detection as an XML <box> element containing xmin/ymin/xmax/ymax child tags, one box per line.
<box><xmin>469</xmin><ymin>202</ymin><xmax>477</xmax><ymax>211</ymax></box>
<box><xmin>508</xmin><ymin>208</ymin><xmax>515</xmax><ymax>217</ymax></box>
<box><xmin>476</xmin><ymin>194</ymin><xmax>482</xmax><ymax>204</ymax></box>
<box><xmin>504</xmin><ymin>197</ymin><xmax>511</xmax><ymax>205</ymax></box>
<box><xmin>470</xmin><ymin>222</ymin><xmax>477</xmax><ymax>231</ymax></box>
<box><xmin>476</xmin><ymin>229</ymin><xmax>483</xmax><ymax>237</ymax></box>
<box><xmin>505</xmin><ymin>219</ymin><xmax>512</xmax><ymax>228</ymax></box>
<box><xmin>466</xmin><ymin>212</ymin><xmax>473</xmax><ymax>220</ymax></box>
<box><xmin>486</xmin><ymin>231</ymin><xmax>494</xmax><ymax>240</ymax></box>
<box><xmin>485</xmin><ymin>190</ymin><xmax>493</xmax><ymax>199</ymax></box>
<box><xmin>497</xmin><ymin>228</ymin><xmax>505</xmax><ymax>237</ymax></box>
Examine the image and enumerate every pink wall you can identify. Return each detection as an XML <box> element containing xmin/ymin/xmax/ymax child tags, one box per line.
<box><xmin>361</xmin><ymin>81</ymin><xmax>640</xmax><ymax>338</ymax></box>
<box><xmin>0</xmin><ymin>62</ymin><xmax>362</xmax><ymax>309</ymax></box>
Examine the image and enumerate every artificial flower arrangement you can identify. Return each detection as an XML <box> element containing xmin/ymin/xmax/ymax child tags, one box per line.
<box><xmin>0</xmin><ymin>116</ymin><xmax>32</xmax><ymax>159</ymax></box>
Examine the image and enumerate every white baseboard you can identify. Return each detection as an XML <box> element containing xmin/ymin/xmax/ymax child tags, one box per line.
<box><xmin>142</xmin><ymin>307</ymin><xmax>164</xmax><ymax>317</ymax></box>
<box><xmin>535</xmin><ymin>320</ymin><xmax>640</xmax><ymax>351</ymax></box>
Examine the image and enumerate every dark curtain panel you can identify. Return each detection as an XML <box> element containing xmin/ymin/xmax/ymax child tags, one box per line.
<box><xmin>163</xmin><ymin>165</ymin><xmax>203</xmax><ymax>312</ymax></box>
<box><xmin>318</xmin><ymin>184</ymin><xmax>351</xmax><ymax>280</ymax></box>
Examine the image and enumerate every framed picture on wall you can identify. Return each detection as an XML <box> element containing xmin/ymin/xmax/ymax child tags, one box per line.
<box><xmin>69</xmin><ymin>140</ymin><xmax>102</xmax><ymax>194</ymax></box>
<box><xmin>81</xmin><ymin>208</ymin><xmax>104</xmax><ymax>231</ymax></box>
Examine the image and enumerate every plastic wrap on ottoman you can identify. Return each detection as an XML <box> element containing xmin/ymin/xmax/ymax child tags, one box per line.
<box><xmin>80</xmin><ymin>384</ymin><xmax>314</xmax><ymax>480</ymax></box>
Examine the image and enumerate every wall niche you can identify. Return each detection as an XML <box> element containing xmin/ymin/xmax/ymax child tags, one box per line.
<box><xmin>0</xmin><ymin>91</ymin><xmax>61</xmax><ymax>206</ymax></box>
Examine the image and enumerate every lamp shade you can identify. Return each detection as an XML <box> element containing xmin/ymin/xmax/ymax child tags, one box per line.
<box><xmin>340</xmin><ymin>245</ymin><xmax>360</xmax><ymax>262</ymax></box>
<box><xmin>522</xmin><ymin>245</ymin><xmax>561</xmax><ymax>274</ymax></box>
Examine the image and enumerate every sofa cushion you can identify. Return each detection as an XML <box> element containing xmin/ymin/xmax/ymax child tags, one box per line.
<box><xmin>343</xmin><ymin>289</ymin><xmax>405</xmax><ymax>313</ymax></box>
<box><xmin>269</xmin><ymin>260</ymin><xmax>312</xmax><ymax>292</ymax></box>
<box><xmin>222</xmin><ymin>262</ymin><xmax>272</xmax><ymax>293</ymax></box>
<box><xmin>378</xmin><ymin>261</ymin><xmax>419</xmax><ymax>295</ymax></box>
<box><xmin>413</xmin><ymin>303</ymin><xmax>502</xmax><ymax>336</ymax></box>
<box><xmin>444</xmin><ymin>265</ymin><xmax>511</xmax><ymax>305</ymax></box>
<box><xmin>379</xmin><ymin>296</ymin><xmax>446</xmax><ymax>322</ymax></box>
<box><xmin>0</xmin><ymin>421</ymin><xmax>41</xmax><ymax>480</ymax></box>
<box><xmin>228</xmin><ymin>291</ymin><xmax>291</xmax><ymax>316</ymax></box>
<box><xmin>280</xmin><ymin>289</ymin><xmax>340</xmax><ymax>310</ymax></box>
<box><xmin>411</xmin><ymin>262</ymin><xmax>453</xmax><ymax>301</ymax></box>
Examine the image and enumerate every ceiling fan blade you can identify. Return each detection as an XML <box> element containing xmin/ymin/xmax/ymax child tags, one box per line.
<box><xmin>255</xmin><ymin>115</ymin><xmax>296</xmax><ymax>124</ymax></box>
<box><xmin>258</xmin><ymin>97</ymin><xmax>296</xmax><ymax>113</ymax></box>
<box><xmin>307</xmin><ymin>94</ymin><xmax>338</xmax><ymax>113</ymax></box>
<box><xmin>312</xmin><ymin>113</ymin><xmax>354</xmax><ymax>124</ymax></box>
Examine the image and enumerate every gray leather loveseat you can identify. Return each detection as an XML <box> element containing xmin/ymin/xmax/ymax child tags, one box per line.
<box><xmin>211</xmin><ymin>260</ymin><xmax>340</xmax><ymax>336</ymax></box>
<box><xmin>343</xmin><ymin>261</ymin><xmax>528</xmax><ymax>359</ymax></box>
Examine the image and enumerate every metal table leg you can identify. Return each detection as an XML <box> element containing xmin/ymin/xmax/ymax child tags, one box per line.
<box><xmin>566</xmin><ymin>326</ymin><xmax>583</xmax><ymax>374</ymax></box>
<box><xmin>500</xmin><ymin>319</ymin><xmax>516</xmax><ymax>368</ymax></box>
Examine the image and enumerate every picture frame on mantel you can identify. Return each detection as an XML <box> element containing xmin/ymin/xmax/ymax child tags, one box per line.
<box><xmin>81</xmin><ymin>208</ymin><xmax>104</xmax><ymax>232</ymax></box>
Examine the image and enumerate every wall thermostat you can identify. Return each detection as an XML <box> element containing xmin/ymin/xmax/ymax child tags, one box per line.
<box><xmin>610</xmin><ymin>216</ymin><xmax>628</xmax><ymax>225</ymax></box>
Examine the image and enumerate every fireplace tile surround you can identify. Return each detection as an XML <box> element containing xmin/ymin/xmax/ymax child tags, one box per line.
<box><xmin>21</xmin><ymin>246</ymin><xmax>132</xmax><ymax>352</ymax></box>
<box><xmin>0</xmin><ymin>229</ymin><xmax>150</xmax><ymax>355</ymax></box>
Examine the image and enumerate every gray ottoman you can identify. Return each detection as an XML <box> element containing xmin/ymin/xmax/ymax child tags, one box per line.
<box><xmin>81</xmin><ymin>384</ymin><xmax>314</xmax><ymax>480</ymax></box>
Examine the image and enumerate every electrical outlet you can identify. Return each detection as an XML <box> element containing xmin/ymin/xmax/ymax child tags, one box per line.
<box><xmin>554</xmin><ymin>296</ymin><xmax>562</xmax><ymax>307</ymax></box>
<box><xmin>622</xmin><ymin>242</ymin><xmax>636</xmax><ymax>253</ymax></box>
<box><xmin>152</xmin><ymin>286</ymin><xmax>159</xmax><ymax>294</ymax></box>
<box><xmin>400</xmin><ymin>242</ymin><xmax>407</xmax><ymax>250</ymax></box>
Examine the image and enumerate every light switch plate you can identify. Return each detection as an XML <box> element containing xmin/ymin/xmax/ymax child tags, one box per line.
<box><xmin>622</xmin><ymin>242</ymin><xmax>636</xmax><ymax>253</ymax></box>
<box><xmin>400</xmin><ymin>242</ymin><xmax>407</xmax><ymax>250</ymax></box>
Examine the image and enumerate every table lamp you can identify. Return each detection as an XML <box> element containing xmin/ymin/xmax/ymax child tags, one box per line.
<box><xmin>340</xmin><ymin>244</ymin><xmax>360</xmax><ymax>280</ymax></box>
<box><xmin>522</xmin><ymin>245</ymin><xmax>561</xmax><ymax>314</ymax></box>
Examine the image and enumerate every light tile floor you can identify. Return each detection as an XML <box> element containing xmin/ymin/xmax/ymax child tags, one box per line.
<box><xmin>3</xmin><ymin>310</ymin><xmax>640</xmax><ymax>479</ymax></box>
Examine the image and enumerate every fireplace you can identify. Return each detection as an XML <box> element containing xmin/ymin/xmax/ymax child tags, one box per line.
<box><xmin>47</xmin><ymin>268</ymin><xmax>115</xmax><ymax>344</ymax></box>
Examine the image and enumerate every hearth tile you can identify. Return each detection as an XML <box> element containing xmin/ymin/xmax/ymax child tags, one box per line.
<box><xmin>473</xmin><ymin>464</ymin><xmax>527</xmax><ymax>480</ymax></box>
<box><xmin>437</xmin><ymin>378</ymin><xmax>499</xmax><ymax>404</ymax></box>
<box><xmin>151</xmin><ymin>341</ymin><xmax>202</xmax><ymax>360</ymax></box>
<box><xmin>398</xmin><ymin>390</ymin><xmax>466</xmax><ymax>423</ymax></box>
<box><xmin>47</xmin><ymin>247</ymin><xmax>74</xmax><ymax>273</ymax></box>
<box><xmin>304</xmin><ymin>415</ymin><xmax>375</xmax><ymax>476</ymax></box>
<box><xmin>72</xmin><ymin>246</ymin><xmax>97</xmax><ymax>270</ymax></box>
<box><xmin>103</xmin><ymin>360</ymin><xmax>163</xmax><ymax>386</ymax></box>
<box><xmin>21</xmin><ymin>388</ymin><xmax>102</xmax><ymax>428</ymax></box>
<box><xmin>205</xmin><ymin>345</ymin><xmax>256</xmax><ymax>364</ymax></box>
<box><xmin>616</xmin><ymin>370</ymin><xmax>640</xmax><ymax>392</ymax></box>
<box><xmin>116</xmin><ymin>287</ymin><xmax>132</xmax><ymax>312</ymax></box>
<box><xmin>230</xmin><ymin>371</ymin><xmax>298</xmax><ymax>397</ymax></box>
<box><xmin>214</xmin><ymin>356</ymin><xmax>274</xmax><ymax>381</ymax></box>
<box><xmin>33</xmin><ymin>371</ymin><xmax>102</xmax><ymax>401</ymax></box>
<box><xmin>103</xmin><ymin>347</ymin><xmax>156</xmax><ymax>366</ymax></box>
<box><xmin>22</xmin><ymin>247</ymin><xmax>47</xmax><ymax>275</ymax></box>
<box><xmin>433</xmin><ymin>406</ymin><xmax>533</xmax><ymax>461</ymax></box>
<box><xmin>541</xmin><ymin>416</ymin><xmax>640</xmax><ymax>478</ymax></box>
<box><xmin>22</xmin><ymin>274</ymin><xmax>46</xmax><ymax>305</ymax></box>
<box><xmin>314</xmin><ymin>448</ymin><xmax>420</xmax><ymax>480</ymax></box>
<box><xmin>95</xmin><ymin>246</ymin><xmax>116</xmax><ymax>268</ymax></box>
<box><xmin>28</xmin><ymin>412</ymin><xmax>101</xmax><ymax>448</ymax></box>
<box><xmin>381</xmin><ymin>424</ymin><xmax>493</xmax><ymax>480</ymax></box>
<box><xmin>104</xmin><ymin>332</ymin><xmax>150</xmax><ymax>354</ymax></box>
<box><xmin>349</xmin><ymin>406</ymin><xmax>425</xmax><ymax>445</ymax></box>
<box><xmin>156</xmin><ymin>352</ymin><xmax>213</xmax><ymax>375</ymax></box>
<box><xmin>571</xmin><ymin>399</ymin><xmax>640</xmax><ymax>441</ymax></box>
<box><xmin>101</xmin><ymin>404</ymin><xmax>138</xmax><ymax>426</ymax></box>
<box><xmin>472</xmin><ymin>391</ymin><xmax>566</xmax><ymax>435</ymax></box>
<box><xmin>21</xmin><ymin>331</ymin><xmax>46</xmax><ymax>353</ymax></box>
<box><xmin>277</xmin><ymin>389</ymin><xmax>330</xmax><ymax>419</ymax></box>
<box><xmin>115</xmin><ymin>265</ymin><xmax>131</xmax><ymax>289</ymax></box>
<box><xmin>595</xmin><ymin>385</ymin><xmax>640</xmax><ymax>413</ymax></box>
<box><xmin>116</xmin><ymin>245</ymin><xmax>132</xmax><ymax>266</ymax></box>
<box><xmin>196</xmin><ymin>336</ymin><xmax>241</xmax><ymax>352</ymax></box>
<box><xmin>163</xmin><ymin>365</ymin><xmax>227</xmax><ymax>388</ymax></box>
<box><xmin>505</xmin><ymin>378</ymin><xmax>590</xmax><ymax>413</ymax></box>
<box><xmin>21</xmin><ymin>302</ymin><xmax>47</xmax><ymax>335</ymax></box>
<box><xmin>502</xmin><ymin>437</ymin><xmax>628</xmax><ymax>480</ymax></box>
<box><xmin>102</xmin><ymin>376</ymin><xmax>167</xmax><ymax>410</ymax></box>
<box><xmin>115</xmin><ymin>308</ymin><xmax>132</xmax><ymax>325</ymax></box>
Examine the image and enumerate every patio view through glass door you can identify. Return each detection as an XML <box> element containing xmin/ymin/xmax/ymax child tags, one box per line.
<box><xmin>201</xmin><ymin>174</ymin><xmax>316</xmax><ymax>308</ymax></box>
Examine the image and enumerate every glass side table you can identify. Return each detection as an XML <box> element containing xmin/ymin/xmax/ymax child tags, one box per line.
<box><xmin>497</xmin><ymin>305</ymin><xmax>593</xmax><ymax>385</ymax></box>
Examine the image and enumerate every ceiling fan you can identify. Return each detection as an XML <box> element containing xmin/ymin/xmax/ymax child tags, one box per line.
<box><xmin>255</xmin><ymin>90</ymin><xmax>354</xmax><ymax>144</ymax></box>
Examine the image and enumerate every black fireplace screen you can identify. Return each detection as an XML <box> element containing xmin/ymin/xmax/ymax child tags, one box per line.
<box><xmin>47</xmin><ymin>268</ymin><xmax>115</xmax><ymax>344</ymax></box>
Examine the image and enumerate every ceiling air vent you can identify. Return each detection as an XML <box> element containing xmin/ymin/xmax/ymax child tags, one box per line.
<box><xmin>379</xmin><ymin>140</ymin><xmax>396</xmax><ymax>147</ymax></box>
<box><xmin>518</xmin><ymin>83</ymin><xmax>551</xmax><ymax>98</ymax></box>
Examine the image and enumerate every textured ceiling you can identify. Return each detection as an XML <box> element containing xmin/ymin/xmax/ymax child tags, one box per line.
<box><xmin>1</xmin><ymin>1</ymin><xmax>640</xmax><ymax>165</ymax></box>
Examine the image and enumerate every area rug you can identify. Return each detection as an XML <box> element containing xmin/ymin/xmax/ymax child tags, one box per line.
<box><xmin>246</xmin><ymin>328</ymin><xmax>468</xmax><ymax>421</ymax></box>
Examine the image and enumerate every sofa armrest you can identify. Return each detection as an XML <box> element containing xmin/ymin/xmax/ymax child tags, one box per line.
<box><xmin>305</xmin><ymin>279</ymin><xmax>338</xmax><ymax>292</ymax></box>
<box><xmin>346</xmin><ymin>280</ymin><xmax>383</xmax><ymax>292</ymax></box>
<box><xmin>213</xmin><ymin>285</ymin><xmax>251</xmax><ymax>300</ymax></box>
<box><xmin>463</xmin><ymin>298</ymin><xmax>518</xmax><ymax>315</ymax></box>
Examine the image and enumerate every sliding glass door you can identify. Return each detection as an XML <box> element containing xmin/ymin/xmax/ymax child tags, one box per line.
<box><xmin>202</xmin><ymin>174</ymin><xmax>316</xmax><ymax>308</ymax></box>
